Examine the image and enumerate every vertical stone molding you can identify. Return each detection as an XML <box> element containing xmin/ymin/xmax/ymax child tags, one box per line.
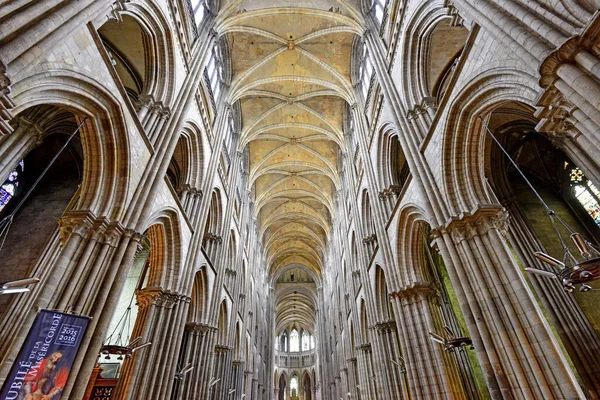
<box><xmin>436</xmin><ymin>206</ymin><xmax>584</xmax><ymax>399</ymax></box>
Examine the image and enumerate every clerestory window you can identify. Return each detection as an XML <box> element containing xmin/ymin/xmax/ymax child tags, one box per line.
<box><xmin>190</xmin><ymin>0</ymin><xmax>206</xmax><ymax>27</ymax></box>
<box><xmin>205</xmin><ymin>45</ymin><xmax>223</xmax><ymax>102</ymax></box>
<box><xmin>358</xmin><ymin>46</ymin><xmax>374</xmax><ymax>100</ymax></box>
<box><xmin>290</xmin><ymin>329</ymin><xmax>300</xmax><ymax>352</ymax></box>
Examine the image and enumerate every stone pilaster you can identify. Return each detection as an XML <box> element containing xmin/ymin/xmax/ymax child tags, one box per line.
<box><xmin>434</xmin><ymin>206</ymin><xmax>584</xmax><ymax>399</ymax></box>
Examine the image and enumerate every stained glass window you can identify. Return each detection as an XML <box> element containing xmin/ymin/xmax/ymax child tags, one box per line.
<box><xmin>290</xmin><ymin>376</ymin><xmax>298</xmax><ymax>395</ymax></box>
<box><xmin>570</xmin><ymin>167</ymin><xmax>600</xmax><ymax>226</ymax></box>
<box><xmin>289</xmin><ymin>329</ymin><xmax>300</xmax><ymax>352</ymax></box>
<box><xmin>302</xmin><ymin>331</ymin><xmax>310</xmax><ymax>350</ymax></box>
<box><xmin>0</xmin><ymin>161</ymin><xmax>23</xmax><ymax>213</ymax></box>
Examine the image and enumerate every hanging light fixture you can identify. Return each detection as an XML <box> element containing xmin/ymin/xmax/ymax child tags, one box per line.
<box><xmin>174</xmin><ymin>363</ymin><xmax>194</xmax><ymax>381</ymax></box>
<box><xmin>0</xmin><ymin>277</ymin><xmax>40</xmax><ymax>295</ymax></box>
<box><xmin>429</xmin><ymin>325</ymin><xmax>473</xmax><ymax>351</ymax></box>
<box><xmin>480</xmin><ymin>116</ymin><xmax>600</xmax><ymax>292</ymax></box>
<box><xmin>99</xmin><ymin>269</ymin><xmax>151</xmax><ymax>360</ymax></box>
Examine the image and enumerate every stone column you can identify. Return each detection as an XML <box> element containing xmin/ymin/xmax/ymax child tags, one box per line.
<box><xmin>252</xmin><ymin>377</ymin><xmax>259</xmax><ymax>399</ymax></box>
<box><xmin>346</xmin><ymin>359</ymin><xmax>359</xmax><ymax>400</ymax></box>
<box><xmin>434</xmin><ymin>206</ymin><xmax>585</xmax><ymax>399</ymax></box>
<box><xmin>244</xmin><ymin>369</ymin><xmax>252</xmax><ymax>399</ymax></box>
<box><xmin>504</xmin><ymin>200</ymin><xmax>600</xmax><ymax>398</ymax></box>
<box><xmin>211</xmin><ymin>345</ymin><xmax>233</xmax><ymax>399</ymax></box>
<box><xmin>373</xmin><ymin>322</ymin><xmax>405</xmax><ymax>400</ymax></box>
<box><xmin>111</xmin><ymin>288</ymin><xmax>184</xmax><ymax>399</ymax></box>
<box><xmin>0</xmin><ymin>211</ymin><xmax>142</xmax><ymax>391</ymax></box>
<box><xmin>389</xmin><ymin>286</ymin><xmax>465</xmax><ymax>400</ymax></box>
<box><xmin>0</xmin><ymin>115</ymin><xmax>43</xmax><ymax>180</ymax></box>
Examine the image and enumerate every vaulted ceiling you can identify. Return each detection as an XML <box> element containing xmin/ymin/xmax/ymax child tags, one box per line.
<box><xmin>218</xmin><ymin>4</ymin><xmax>362</xmax><ymax>333</ymax></box>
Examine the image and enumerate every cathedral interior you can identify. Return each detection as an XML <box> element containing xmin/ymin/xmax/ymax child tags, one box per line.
<box><xmin>2</xmin><ymin>0</ymin><xmax>600</xmax><ymax>399</ymax></box>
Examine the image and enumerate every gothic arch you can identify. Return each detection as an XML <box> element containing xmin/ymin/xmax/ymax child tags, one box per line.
<box><xmin>441</xmin><ymin>68</ymin><xmax>540</xmax><ymax>215</ymax></box>
<box><xmin>188</xmin><ymin>267</ymin><xmax>208</xmax><ymax>323</ymax></box>
<box><xmin>0</xmin><ymin>105</ymin><xmax>84</xmax><ymax>301</ymax></box>
<box><xmin>203</xmin><ymin>188</ymin><xmax>224</xmax><ymax>260</ymax></box>
<box><xmin>375</xmin><ymin>265</ymin><xmax>391</xmax><ymax>320</ymax></box>
<box><xmin>375</xmin><ymin>122</ymin><xmax>409</xmax><ymax>190</ymax></box>
<box><xmin>234</xmin><ymin>321</ymin><xmax>242</xmax><ymax>359</ymax></box>
<box><xmin>180</xmin><ymin>121</ymin><xmax>205</xmax><ymax>188</ymax></box>
<box><xmin>141</xmin><ymin>208</ymin><xmax>183</xmax><ymax>291</ymax></box>
<box><xmin>103</xmin><ymin>0</ymin><xmax>177</xmax><ymax>104</ymax></box>
<box><xmin>399</xmin><ymin>1</ymin><xmax>468</xmax><ymax>106</ymax></box>
<box><xmin>359</xmin><ymin>298</ymin><xmax>369</xmax><ymax>343</ymax></box>
<box><xmin>217</xmin><ymin>299</ymin><xmax>229</xmax><ymax>345</ymax></box>
<box><xmin>11</xmin><ymin>69</ymin><xmax>131</xmax><ymax>219</ymax></box>
<box><xmin>394</xmin><ymin>204</ymin><xmax>431</xmax><ymax>289</ymax></box>
<box><xmin>361</xmin><ymin>189</ymin><xmax>374</xmax><ymax>236</ymax></box>
<box><xmin>169</xmin><ymin>121</ymin><xmax>205</xmax><ymax>191</ymax></box>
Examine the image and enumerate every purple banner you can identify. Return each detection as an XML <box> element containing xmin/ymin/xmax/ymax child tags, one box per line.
<box><xmin>0</xmin><ymin>310</ymin><xmax>90</xmax><ymax>400</ymax></box>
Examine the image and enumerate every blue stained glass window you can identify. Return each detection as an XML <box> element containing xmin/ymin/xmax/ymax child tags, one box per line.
<box><xmin>0</xmin><ymin>161</ymin><xmax>23</xmax><ymax>212</ymax></box>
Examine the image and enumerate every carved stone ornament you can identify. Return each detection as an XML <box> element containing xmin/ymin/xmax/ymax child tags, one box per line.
<box><xmin>57</xmin><ymin>211</ymin><xmax>97</xmax><ymax>245</ymax></box>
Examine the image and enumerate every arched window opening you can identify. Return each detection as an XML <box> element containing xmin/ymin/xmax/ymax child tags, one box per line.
<box><xmin>0</xmin><ymin>161</ymin><xmax>23</xmax><ymax>212</ymax></box>
<box><xmin>98</xmin><ymin>16</ymin><xmax>148</xmax><ymax>106</ymax></box>
<box><xmin>303</xmin><ymin>373</ymin><xmax>312</xmax><ymax>400</ymax></box>
<box><xmin>278</xmin><ymin>374</ymin><xmax>287</xmax><ymax>400</ymax></box>
<box><xmin>290</xmin><ymin>329</ymin><xmax>300</xmax><ymax>352</ymax></box>
<box><xmin>302</xmin><ymin>330</ymin><xmax>314</xmax><ymax>350</ymax></box>
<box><xmin>280</xmin><ymin>331</ymin><xmax>288</xmax><ymax>352</ymax></box>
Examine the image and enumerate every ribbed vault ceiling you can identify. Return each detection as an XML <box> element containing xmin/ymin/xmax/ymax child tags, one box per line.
<box><xmin>220</xmin><ymin>5</ymin><xmax>361</xmax><ymax>333</ymax></box>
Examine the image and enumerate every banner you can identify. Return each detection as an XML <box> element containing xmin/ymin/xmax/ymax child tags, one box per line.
<box><xmin>0</xmin><ymin>310</ymin><xmax>90</xmax><ymax>400</ymax></box>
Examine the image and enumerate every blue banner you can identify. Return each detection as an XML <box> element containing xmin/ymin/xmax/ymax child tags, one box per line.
<box><xmin>0</xmin><ymin>310</ymin><xmax>90</xmax><ymax>400</ymax></box>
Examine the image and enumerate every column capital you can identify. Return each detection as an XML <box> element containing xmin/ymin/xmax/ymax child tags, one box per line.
<box><xmin>436</xmin><ymin>204</ymin><xmax>507</xmax><ymax>242</ymax></box>
<box><xmin>185</xmin><ymin>322</ymin><xmax>217</xmax><ymax>335</ymax></box>
<box><xmin>215</xmin><ymin>344</ymin><xmax>233</xmax><ymax>353</ymax></box>
<box><xmin>135</xmin><ymin>93</ymin><xmax>155</xmax><ymax>110</ymax></box>
<box><xmin>57</xmin><ymin>210</ymin><xmax>98</xmax><ymax>245</ymax></box>
<box><xmin>14</xmin><ymin>115</ymin><xmax>44</xmax><ymax>144</ymax></box>
<box><xmin>136</xmin><ymin>287</ymin><xmax>181</xmax><ymax>309</ymax></box>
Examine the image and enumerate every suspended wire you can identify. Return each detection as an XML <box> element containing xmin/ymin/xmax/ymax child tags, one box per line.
<box><xmin>478</xmin><ymin>116</ymin><xmax>587</xmax><ymax>263</ymax></box>
<box><xmin>0</xmin><ymin>118</ymin><xmax>88</xmax><ymax>256</ymax></box>
<box><xmin>479</xmin><ymin>116</ymin><xmax>551</xmax><ymax>211</ymax></box>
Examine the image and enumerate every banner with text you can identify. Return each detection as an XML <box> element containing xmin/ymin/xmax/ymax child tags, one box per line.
<box><xmin>0</xmin><ymin>310</ymin><xmax>90</xmax><ymax>400</ymax></box>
